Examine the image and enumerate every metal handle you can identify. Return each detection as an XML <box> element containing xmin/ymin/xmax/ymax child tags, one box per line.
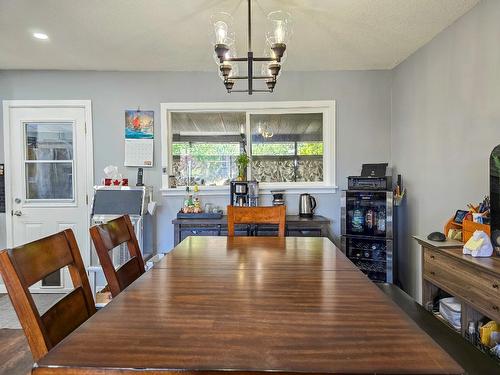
<box><xmin>493</xmin><ymin>283</ymin><xmax>499</xmax><ymax>289</ymax></box>
<box><xmin>493</xmin><ymin>305</ymin><xmax>499</xmax><ymax>311</ymax></box>
<box><xmin>430</xmin><ymin>255</ymin><xmax>435</xmax><ymax>259</ymax></box>
<box><xmin>310</xmin><ymin>196</ymin><xmax>317</xmax><ymax>212</ymax></box>
<box><xmin>12</xmin><ymin>210</ymin><xmax>22</xmax><ymax>217</ymax></box>
<box><xmin>430</xmin><ymin>271</ymin><xmax>435</xmax><ymax>276</ymax></box>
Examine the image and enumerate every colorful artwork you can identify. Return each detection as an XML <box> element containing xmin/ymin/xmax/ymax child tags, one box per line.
<box><xmin>125</xmin><ymin>110</ymin><xmax>154</xmax><ymax>139</ymax></box>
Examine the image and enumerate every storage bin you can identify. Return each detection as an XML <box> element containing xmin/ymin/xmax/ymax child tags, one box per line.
<box><xmin>439</xmin><ymin>297</ymin><xmax>461</xmax><ymax>331</ymax></box>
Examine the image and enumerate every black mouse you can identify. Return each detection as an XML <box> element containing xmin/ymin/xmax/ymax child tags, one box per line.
<box><xmin>427</xmin><ymin>231</ymin><xmax>446</xmax><ymax>242</ymax></box>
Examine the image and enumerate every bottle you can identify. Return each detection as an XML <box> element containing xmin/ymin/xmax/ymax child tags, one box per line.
<box><xmin>183</xmin><ymin>186</ymin><xmax>191</xmax><ymax>213</ymax></box>
<box><xmin>352</xmin><ymin>202</ymin><xmax>365</xmax><ymax>233</ymax></box>
<box><xmin>377</xmin><ymin>208</ymin><xmax>386</xmax><ymax>233</ymax></box>
<box><xmin>193</xmin><ymin>184</ymin><xmax>201</xmax><ymax>213</ymax></box>
<box><xmin>365</xmin><ymin>206</ymin><xmax>374</xmax><ymax>232</ymax></box>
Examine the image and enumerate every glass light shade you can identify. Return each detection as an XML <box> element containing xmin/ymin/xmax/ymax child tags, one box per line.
<box><xmin>261</xmin><ymin>62</ymin><xmax>271</xmax><ymax>77</ymax></box>
<box><xmin>228</xmin><ymin>63</ymin><xmax>239</xmax><ymax>78</ymax></box>
<box><xmin>211</xmin><ymin>12</ymin><xmax>234</xmax><ymax>45</ymax></box>
<box><xmin>266</xmin><ymin>11</ymin><xmax>292</xmax><ymax>45</ymax></box>
<box><xmin>213</xmin><ymin>35</ymin><xmax>235</xmax><ymax>65</ymax></box>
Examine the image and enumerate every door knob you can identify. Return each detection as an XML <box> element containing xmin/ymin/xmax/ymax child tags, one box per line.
<box><xmin>12</xmin><ymin>210</ymin><xmax>22</xmax><ymax>216</ymax></box>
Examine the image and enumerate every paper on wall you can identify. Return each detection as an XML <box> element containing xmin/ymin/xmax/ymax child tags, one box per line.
<box><xmin>124</xmin><ymin>138</ymin><xmax>153</xmax><ymax>167</ymax></box>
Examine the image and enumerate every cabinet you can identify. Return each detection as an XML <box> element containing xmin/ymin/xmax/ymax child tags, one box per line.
<box><xmin>415</xmin><ymin>236</ymin><xmax>500</xmax><ymax>336</ymax></box>
<box><xmin>172</xmin><ymin>215</ymin><xmax>331</xmax><ymax>246</ymax></box>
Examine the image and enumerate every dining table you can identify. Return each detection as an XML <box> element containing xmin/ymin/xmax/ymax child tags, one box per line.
<box><xmin>33</xmin><ymin>236</ymin><xmax>463</xmax><ymax>374</ymax></box>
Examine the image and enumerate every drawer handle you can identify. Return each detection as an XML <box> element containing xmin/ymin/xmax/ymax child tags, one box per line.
<box><xmin>493</xmin><ymin>283</ymin><xmax>499</xmax><ymax>289</ymax></box>
<box><xmin>493</xmin><ymin>305</ymin><xmax>499</xmax><ymax>311</ymax></box>
<box><xmin>430</xmin><ymin>255</ymin><xmax>435</xmax><ymax>259</ymax></box>
<box><xmin>430</xmin><ymin>271</ymin><xmax>435</xmax><ymax>276</ymax></box>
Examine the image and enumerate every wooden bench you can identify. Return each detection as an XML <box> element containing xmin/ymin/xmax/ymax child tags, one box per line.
<box><xmin>378</xmin><ymin>283</ymin><xmax>500</xmax><ymax>374</ymax></box>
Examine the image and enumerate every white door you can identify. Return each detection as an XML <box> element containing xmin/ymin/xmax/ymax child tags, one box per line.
<box><xmin>4</xmin><ymin>101</ymin><xmax>93</xmax><ymax>293</ymax></box>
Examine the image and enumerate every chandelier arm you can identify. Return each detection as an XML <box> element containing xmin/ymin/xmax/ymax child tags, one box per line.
<box><xmin>225</xmin><ymin>57</ymin><xmax>248</xmax><ymax>62</ymax></box>
<box><xmin>230</xmin><ymin>76</ymin><xmax>273</xmax><ymax>80</ymax></box>
<box><xmin>230</xmin><ymin>89</ymin><xmax>273</xmax><ymax>93</ymax></box>
<box><xmin>253</xmin><ymin>57</ymin><xmax>276</xmax><ymax>62</ymax></box>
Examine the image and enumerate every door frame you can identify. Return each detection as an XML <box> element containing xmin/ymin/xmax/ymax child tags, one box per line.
<box><xmin>1</xmin><ymin>100</ymin><xmax>94</xmax><ymax>293</ymax></box>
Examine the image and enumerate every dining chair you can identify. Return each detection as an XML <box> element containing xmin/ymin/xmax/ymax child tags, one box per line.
<box><xmin>0</xmin><ymin>229</ymin><xmax>96</xmax><ymax>362</ymax></box>
<box><xmin>89</xmin><ymin>214</ymin><xmax>145</xmax><ymax>298</ymax></box>
<box><xmin>227</xmin><ymin>205</ymin><xmax>286</xmax><ymax>237</ymax></box>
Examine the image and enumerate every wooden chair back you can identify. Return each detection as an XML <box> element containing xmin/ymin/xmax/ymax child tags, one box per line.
<box><xmin>227</xmin><ymin>205</ymin><xmax>286</xmax><ymax>237</ymax></box>
<box><xmin>0</xmin><ymin>229</ymin><xmax>96</xmax><ymax>362</ymax></box>
<box><xmin>89</xmin><ymin>215</ymin><xmax>145</xmax><ymax>297</ymax></box>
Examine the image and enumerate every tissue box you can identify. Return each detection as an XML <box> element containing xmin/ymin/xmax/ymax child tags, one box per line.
<box><xmin>104</xmin><ymin>178</ymin><xmax>128</xmax><ymax>186</ymax></box>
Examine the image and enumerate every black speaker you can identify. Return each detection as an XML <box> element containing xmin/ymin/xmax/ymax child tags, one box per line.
<box><xmin>490</xmin><ymin>145</ymin><xmax>500</xmax><ymax>249</ymax></box>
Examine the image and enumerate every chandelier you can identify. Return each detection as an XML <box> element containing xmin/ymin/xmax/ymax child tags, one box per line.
<box><xmin>211</xmin><ymin>0</ymin><xmax>292</xmax><ymax>94</ymax></box>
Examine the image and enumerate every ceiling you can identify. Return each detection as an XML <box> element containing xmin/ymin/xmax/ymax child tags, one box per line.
<box><xmin>0</xmin><ymin>0</ymin><xmax>479</xmax><ymax>71</ymax></box>
<box><xmin>172</xmin><ymin>112</ymin><xmax>322</xmax><ymax>136</ymax></box>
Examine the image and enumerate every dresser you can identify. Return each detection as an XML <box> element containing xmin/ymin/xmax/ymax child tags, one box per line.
<box><xmin>172</xmin><ymin>215</ymin><xmax>331</xmax><ymax>246</ymax></box>
<box><xmin>415</xmin><ymin>236</ymin><xmax>500</xmax><ymax>336</ymax></box>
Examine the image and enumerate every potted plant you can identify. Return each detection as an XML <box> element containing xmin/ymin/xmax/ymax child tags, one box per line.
<box><xmin>236</xmin><ymin>153</ymin><xmax>250</xmax><ymax>181</ymax></box>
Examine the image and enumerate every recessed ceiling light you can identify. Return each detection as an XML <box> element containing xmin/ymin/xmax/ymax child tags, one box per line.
<box><xmin>33</xmin><ymin>32</ymin><xmax>49</xmax><ymax>40</ymax></box>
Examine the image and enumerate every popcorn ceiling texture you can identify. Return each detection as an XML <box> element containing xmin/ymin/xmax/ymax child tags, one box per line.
<box><xmin>0</xmin><ymin>0</ymin><xmax>479</xmax><ymax>71</ymax></box>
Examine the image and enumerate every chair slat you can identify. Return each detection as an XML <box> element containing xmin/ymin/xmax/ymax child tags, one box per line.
<box><xmin>116</xmin><ymin>257</ymin><xmax>144</xmax><ymax>291</ymax></box>
<box><xmin>7</xmin><ymin>232</ymin><xmax>73</xmax><ymax>287</ymax></box>
<box><xmin>41</xmin><ymin>287</ymin><xmax>93</xmax><ymax>347</ymax></box>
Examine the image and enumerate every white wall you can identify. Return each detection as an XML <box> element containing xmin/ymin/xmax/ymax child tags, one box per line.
<box><xmin>0</xmin><ymin>70</ymin><xmax>392</xmax><ymax>253</ymax></box>
<box><xmin>391</xmin><ymin>0</ymin><xmax>500</xmax><ymax>299</ymax></box>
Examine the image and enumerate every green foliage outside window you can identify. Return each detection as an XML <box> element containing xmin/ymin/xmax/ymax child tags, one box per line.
<box><xmin>172</xmin><ymin>142</ymin><xmax>240</xmax><ymax>156</ymax></box>
<box><xmin>251</xmin><ymin>142</ymin><xmax>323</xmax><ymax>156</ymax></box>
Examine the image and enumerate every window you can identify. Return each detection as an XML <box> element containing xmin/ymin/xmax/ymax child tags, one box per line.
<box><xmin>170</xmin><ymin>112</ymin><xmax>245</xmax><ymax>186</ymax></box>
<box><xmin>24</xmin><ymin>122</ymin><xmax>74</xmax><ymax>200</ymax></box>
<box><xmin>250</xmin><ymin>113</ymin><xmax>324</xmax><ymax>183</ymax></box>
<box><xmin>162</xmin><ymin>101</ymin><xmax>335</xmax><ymax>191</ymax></box>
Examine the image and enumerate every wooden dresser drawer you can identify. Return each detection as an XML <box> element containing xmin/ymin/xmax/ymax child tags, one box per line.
<box><xmin>423</xmin><ymin>247</ymin><xmax>500</xmax><ymax>321</ymax></box>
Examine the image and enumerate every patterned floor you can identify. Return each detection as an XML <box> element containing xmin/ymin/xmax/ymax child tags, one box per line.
<box><xmin>0</xmin><ymin>293</ymin><xmax>65</xmax><ymax>329</ymax></box>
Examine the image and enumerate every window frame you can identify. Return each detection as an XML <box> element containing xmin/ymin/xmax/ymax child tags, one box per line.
<box><xmin>161</xmin><ymin>101</ymin><xmax>336</xmax><ymax>195</ymax></box>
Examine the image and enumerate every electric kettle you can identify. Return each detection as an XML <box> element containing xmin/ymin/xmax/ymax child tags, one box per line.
<box><xmin>299</xmin><ymin>193</ymin><xmax>316</xmax><ymax>218</ymax></box>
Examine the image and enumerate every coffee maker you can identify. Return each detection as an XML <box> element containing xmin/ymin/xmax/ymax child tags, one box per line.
<box><xmin>230</xmin><ymin>181</ymin><xmax>259</xmax><ymax>207</ymax></box>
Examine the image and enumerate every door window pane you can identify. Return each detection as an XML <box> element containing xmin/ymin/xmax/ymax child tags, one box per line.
<box><xmin>25</xmin><ymin>123</ymin><xmax>73</xmax><ymax>160</ymax></box>
<box><xmin>26</xmin><ymin>162</ymin><xmax>73</xmax><ymax>200</ymax></box>
<box><xmin>171</xmin><ymin>112</ymin><xmax>245</xmax><ymax>186</ymax></box>
<box><xmin>250</xmin><ymin>113</ymin><xmax>324</xmax><ymax>183</ymax></box>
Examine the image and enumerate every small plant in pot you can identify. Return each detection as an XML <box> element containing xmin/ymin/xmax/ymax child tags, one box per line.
<box><xmin>236</xmin><ymin>153</ymin><xmax>250</xmax><ymax>181</ymax></box>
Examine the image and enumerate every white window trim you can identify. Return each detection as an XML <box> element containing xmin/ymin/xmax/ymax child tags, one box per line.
<box><xmin>160</xmin><ymin>100</ymin><xmax>337</xmax><ymax>196</ymax></box>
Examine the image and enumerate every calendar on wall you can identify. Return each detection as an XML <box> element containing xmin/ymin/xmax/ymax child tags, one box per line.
<box><xmin>124</xmin><ymin>110</ymin><xmax>154</xmax><ymax>167</ymax></box>
<box><xmin>125</xmin><ymin>139</ymin><xmax>153</xmax><ymax>167</ymax></box>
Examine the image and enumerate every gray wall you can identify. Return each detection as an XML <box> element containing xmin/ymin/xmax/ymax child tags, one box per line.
<box><xmin>0</xmin><ymin>70</ymin><xmax>392</xmax><ymax>253</ymax></box>
<box><xmin>391</xmin><ymin>0</ymin><xmax>500</xmax><ymax>299</ymax></box>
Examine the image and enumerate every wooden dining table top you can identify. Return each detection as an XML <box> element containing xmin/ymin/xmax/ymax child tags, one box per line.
<box><xmin>34</xmin><ymin>236</ymin><xmax>463</xmax><ymax>375</ymax></box>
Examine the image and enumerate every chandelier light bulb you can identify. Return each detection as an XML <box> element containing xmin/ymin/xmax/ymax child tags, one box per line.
<box><xmin>274</xmin><ymin>21</ymin><xmax>285</xmax><ymax>43</ymax></box>
<box><xmin>211</xmin><ymin>12</ymin><xmax>234</xmax><ymax>46</ymax></box>
<box><xmin>215</xmin><ymin>21</ymin><xmax>228</xmax><ymax>44</ymax></box>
